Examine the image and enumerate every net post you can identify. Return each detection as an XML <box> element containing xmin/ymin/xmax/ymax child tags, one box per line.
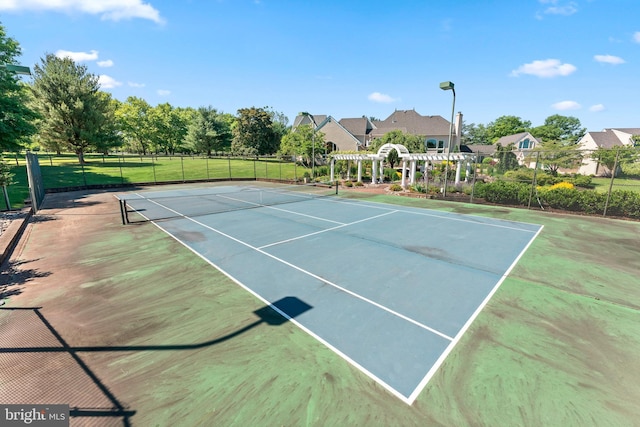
<box><xmin>335</xmin><ymin>180</ymin><xmax>338</xmax><ymax>195</ymax></box>
<box><xmin>119</xmin><ymin>199</ymin><xmax>126</xmax><ymax>225</ymax></box>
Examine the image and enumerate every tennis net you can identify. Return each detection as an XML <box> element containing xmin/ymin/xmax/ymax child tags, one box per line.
<box><xmin>119</xmin><ymin>182</ymin><xmax>338</xmax><ymax>224</ymax></box>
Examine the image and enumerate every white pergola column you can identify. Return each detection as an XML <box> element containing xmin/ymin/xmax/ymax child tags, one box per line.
<box><xmin>357</xmin><ymin>160</ymin><xmax>363</xmax><ymax>182</ymax></box>
<box><xmin>346</xmin><ymin>160</ymin><xmax>351</xmax><ymax>180</ymax></box>
<box><xmin>465</xmin><ymin>160</ymin><xmax>471</xmax><ymax>183</ymax></box>
<box><xmin>330</xmin><ymin>159</ymin><xmax>335</xmax><ymax>182</ymax></box>
<box><xmin>410</xmin><ymin>160</ymin><xmax>416</xmax><ymax>185</ymax></box>
<box><xmin>455</xmin><ymin>160</ymin><xmax>462</xmax><ymax>185</ymax></box>
<box><xmin>401</xmin><ymin>159</ymin><xmax>407</xmax><ymax>188</ymax></box>
<box><xmin>372</xmin><ymin>159</ymin><xmax>377</xmax><ymax>184</ymax></box>
<box><xmin>379</xmin><ymin>160</ymin><xmax>384</xmax><ymax>183</ymax></box>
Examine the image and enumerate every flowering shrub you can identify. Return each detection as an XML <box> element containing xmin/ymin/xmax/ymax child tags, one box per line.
<box><xmin>549</xmin><ymin>182</ymin><xmax>574</xmax><ymax>190</ymax></box>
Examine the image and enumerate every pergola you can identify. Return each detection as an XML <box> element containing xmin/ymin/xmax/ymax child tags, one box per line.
<box><xmin>329</xmin><ymin>143</ymin><xmax>475</xmax><ymax>188</ymax></box>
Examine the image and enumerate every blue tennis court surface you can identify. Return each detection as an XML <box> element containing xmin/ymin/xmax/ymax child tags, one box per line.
<box><xmin>117</xmin><ymin>184</ymin><xmax>543</xmax><ymax>404</ymax></box>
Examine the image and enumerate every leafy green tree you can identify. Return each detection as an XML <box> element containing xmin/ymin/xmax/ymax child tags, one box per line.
<box><xmin>232</xmin><ymin>107</ymin><xmax>279</xmax><ymax>156</ymax></box>
<box><xmin>532</xmin><ymin>115</ymin><xmax>585</xmax><ymax>144</ymax></box>
<box><xmin>591</xmin><ymin>146</ymin><xmax>639</xmax><ymax>177</ymax></box>
<box><xmin>115</xmin><ymin>96</ymin><xmax>154</xmax><ymax>154</ymax></box>
<box><xmin>0</xmin><ymin>23</ymin><xmax>38</xmax><ymax>151</ymax></box>
<box><xmin>185</xmin><ymin>106</ymin><xmax>233</xmax><ymax>156</ymax></box>
<box><xmin>265</xmin><ymin>107</ymin><xmax>289</xmax><ymax>145</ymax></box>
<box><xmin>279</xmin><ymin>124</ymin><xmax>324</xmax><ymax>167</ymax></box>
<box><xmin>93</xmin><ymin>92</ymin><xmax>124</xmax><ymax>154</ymax></box>
<box><xmin>494</xmin><ymin>143</ymin><xmax>519</xmax><ymax>174</ymax></box>
<box><xmin>148</xmin><ymin>103</ymin><xmax>189</xmax><ymax>155</ymax></box>
<box><xmin>462</xmin><ymin>122</ymin><xmax>490</xmax><ymax>145</ymax></box>
<box><xmin>30</xmin><ymin>54</ymin><xmax>116</xmax><ymax>163</ymax></box>
<box><xmin>487</xmin><ymin>115</ymin><xmax>531</xmax><ymax>142</ymax></box>
<box><xmin>369</xmin><ymin>130</ymin><xmax>423</xmax><ymax>167</ymax></box>
<box><xmin>534</xmin><ymin>140</ymin><xmax>584</xmax><ymax>176</ymax></box>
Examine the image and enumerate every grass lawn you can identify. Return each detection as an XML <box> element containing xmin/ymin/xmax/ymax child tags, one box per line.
<box><xmin>591</xmin><ymin>176</ymin><xmax>640</xmax><ymax>192</ymax></box>
<box><xmin>3</xmin><ymin>153</ymin><xmax>313</xmax><ymax>209</ymax></box>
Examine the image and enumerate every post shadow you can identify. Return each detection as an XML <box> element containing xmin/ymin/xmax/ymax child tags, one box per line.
<box><xmin>0</xmin><ymin>296</ymin><xmax>312</xmax><ymax>426</ymax></box>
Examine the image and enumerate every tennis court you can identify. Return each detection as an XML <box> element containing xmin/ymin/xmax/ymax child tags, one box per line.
<box><xmin>117</xmin><ymin>183</ymin><xmax>542</xmax><ymax>404</ymax></box>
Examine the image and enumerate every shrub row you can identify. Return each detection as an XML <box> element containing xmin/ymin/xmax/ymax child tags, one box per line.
<box><xmin>502</xmin><ymin>170</ymin><xmax>594</xmax><ymax>188</ymax></box>
<box><xmin>475</xmin><ymin>180</ymin><xmax>640</xmax><ymax>218</ymax></box>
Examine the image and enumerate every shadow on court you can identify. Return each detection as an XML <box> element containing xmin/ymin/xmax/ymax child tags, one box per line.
<box><xmin>0</xmin><ymin>297</ymin><xmax>311</xmax><ymax>426</ymax></box>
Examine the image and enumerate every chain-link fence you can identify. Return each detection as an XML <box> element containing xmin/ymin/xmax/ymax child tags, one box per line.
<box><xmin>4</xmin><ymin>147</ymin><xmax>640</xmax><ymax>219</ymax></box>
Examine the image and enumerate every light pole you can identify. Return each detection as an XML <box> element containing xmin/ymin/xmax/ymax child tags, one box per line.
<box><xmin>439</xmin><ymin>81</ymin><xmax>456</xmax><ymax>197</ymax></box>
<box><xmin>299</xmin><ymin>112</ymin><xmax>317</xmax><ymax>179</ymax></box>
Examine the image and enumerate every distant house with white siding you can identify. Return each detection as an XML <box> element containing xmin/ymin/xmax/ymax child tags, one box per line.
<box><xmin>577</xmin><ymin>128</ymin><xmax>640</xmax><ymax>175</ymax></box>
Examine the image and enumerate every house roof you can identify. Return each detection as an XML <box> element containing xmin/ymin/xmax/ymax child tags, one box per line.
<box><xmin>605</xmin><ymin>128</ymin><xmax>640</xmax><ymax>135</ymax></box>
<box><xmin>586</xmin><ymin>131</ymin><xmax>626</xmax><ymax>149</ymax></box>
<box><xmin>339</xmin><ymin>117</ymin><xmax>373</xmax><ymax>137</ymax></box>
<box><xmin>463</xmin><ymin>144</ymin><xmax>496</xmax><ymax>155</ymax></box>
<box><xmin>494</xmin><ymin>132</ymin><xmax>536</xmax><ymax>146</ymax></box>
<box><xmin>372</xmin><ymin>109</ymin><xmax>451</xmax><ymax>136</ymax></box>
<box><xmin>292</xmin><ymin>114</ymin><xmax>328</xmax><ymax>129</ymax></box>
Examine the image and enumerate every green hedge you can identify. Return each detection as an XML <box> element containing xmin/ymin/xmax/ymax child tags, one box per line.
<box><xmin>477</xmin><ymin>180</ymin><xmax>640</xmax><ymax>218</ymax></box>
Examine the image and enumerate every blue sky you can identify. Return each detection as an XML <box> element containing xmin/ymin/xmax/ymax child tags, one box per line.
<box><xmin>1</xmin><ymin>0</ymin><xmax>638</xmax><ymax>131</ymax></box>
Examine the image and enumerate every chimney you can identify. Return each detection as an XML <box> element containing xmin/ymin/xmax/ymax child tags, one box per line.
<box><xmin>455</xmin><ymin>112</ymin><xmax>463</xmax><ymax>151</ymax></box>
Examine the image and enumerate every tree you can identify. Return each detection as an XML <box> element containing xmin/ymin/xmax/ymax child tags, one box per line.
<box><xmin>232</xmin><ymin>107</ymin><xmax>279</xmax><ymax>156</ymax></box>
<box><xmin>0</xmin><ymin>23</ymin><xmax>38</xmax><ymax>151</ymax></box>
<box><xmin>265</xmin><ymin>107</ymin><xmax>289</xmax><ymax>145</ymax></box>
<box><xmin>462</xmin><ymin>122</ymin><xmax>490</xmax><ymax>145</ymax></box>
<box><xmin>591</xmin><ymin>146</ymin><xmax>639</xmax><ymax>177</ymax></box>
<box><xmin>279</xmin><ymin>124</ymin><xmax>324</xmax><ymax>167</ymax></box>
<box><xmin>185</xmin><ymin>106</ymin><xmax>233</xmax><ymax>156</ymax></box>
<box><xmin>532</xmin><ymin>115</ymin><xmax>585</xmax><ymax>145</ymax></box>
<box><xmin>487</xmin><ymin>115</ymin><xmax>532</xmax><ymax>142</ymax></box>
<box><xmin>369</xmin><ymin>130</ymin><xmax>423</xmax><ymax>168</ymax></box>
<box><xmin>534</xmin><ymin>140</ymin><xmax>584</xmax><ymax>176</ymax></box>
<box><xmin>494</xmin><ymin>143</ymin><xmax>519</xmax><ymax>174</ymax></box>
<box><xmin>31</xmin><ymin>54</ymin><xmax>116</xmax><ymax>163</ymax></box>
<box><xmin>92</xmin><ymin>93</ymin><xmax>123</xmax><ymax>154</ymax></box>
<box><xmin>148</xmin><ymin>103</ymin><xmax>189</xmax><ymax>154</ymax></box>
<box><xmin>115</xmin><ymin>96</ymin><xmax>154</xmax><ymax>154</ymax></box>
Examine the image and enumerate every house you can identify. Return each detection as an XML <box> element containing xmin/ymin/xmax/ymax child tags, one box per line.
<box><xmin>371</xmin><ymin>109</ymin><xmax>461</xmax><ymax>152</ymax></box>
<box><xmin>292</xmin><ymin>109</ymin><xmax>462</xmax><ymax>153</ymax></box>
<box><xmin>493</xmin><ymin>132</ymin><xmax>539</xmax><ymax>167</ymax></box>
<box><xmin>578</xmin><ymin>128</ymin><xmax>640</xmax><ymax>175</ymax></box>
<box><xmin>292</xmin><ymin>114</ymin><xmax>365</xmax><ymax>152</ymax></box>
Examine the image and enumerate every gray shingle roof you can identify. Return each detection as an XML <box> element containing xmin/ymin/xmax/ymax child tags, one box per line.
<box><xmin>589</xmin><ymin>131</ymin><xmax>626</xmax><ymax>148</ymax></box>
<box><xmin>494</xmin><ymin>132</ymin><xmax>533</xmax><ymax>146</ymax></box>
<box><xmin>373</xmin><ymin>109</ymin><xmax>451</xmax><ymax>135</ymax></box>
<box><xmin>339</xmin><ymin>117</ymin><xmax>372</xmax><ymax>137</ymax></box>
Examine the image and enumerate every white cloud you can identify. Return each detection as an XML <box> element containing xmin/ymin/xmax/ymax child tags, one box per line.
<box><xmin>157</xmin><ymin>89</ymin><xmax>171</xmax><ymax>96</ymax></box>
<box><xmin>552</xmin><ymin>100</ymin><xmax>581</xmax><ymax>111</ymax></box>
<box><xmin>97</xmin><ymin>59</ymin><xmax>114</xmax><ymax>67</ymax></box>
<box><xmin>594</xmin><ymin>54</ymin><xmax>625</xmax><ymax>65</ymax></box>
<box><xmin>0</xmin><ymin>0</ymin><xmax>164</xmax><ymax>24</ymax></box>
<box><xmin>128</xmin><ymin>82</ymin><xmax>145</xmax><ymax>88</ymax></box>
<box><xmin>634</xmin><ymin>32</ymin><xmax>640</xmax><ymax>43</ymax></box>
<box><xmin>511</xmin><ymin>59</ymin><xmax>577</xmax><ymax>78</ymax></box>
<box><xmin>368</xmin><ymin>92</ymin><xmax>398</xmax><ymax>103</ymax></box>
<box><xmin>538</xmin><ymin>0</ymin><xmax>578</xmax><ymax>16</ymax></box>
<box><xmin>55</xmin><ymin>49</ymin><xmax>99</xmax><ymax>62</ymax></box>
<box><xmin>98</xmin><ymin>75</ymin><xmax>122</xmax><ymax>89</ymax></box>
<box><xmin>589</xmin><ymin>104</ymin><xmax>605</xmax><ymax>112</ymax></box>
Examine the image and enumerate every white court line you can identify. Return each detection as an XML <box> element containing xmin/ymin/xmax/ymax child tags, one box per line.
<box><xmin>128</xmin><ymin>191</ymin><xmax>543</xmax><ymax>404</ymax></box>
<box><xmin>140</xmin><ymin>210</ymin><xmax>416</xmax><ymax>404</ymax></box>
<box><xmin>216</xmin><ymin>193</ymin><xmax>345</xmax><ymax>225</ymax></box>
<box><xmin>326</xmin><ymin>197</ymin><xmax>540</xmax><ymax>233</ymax></box>
<box><xmin>140</xmin><ymin>195</ymin><xmax>453</xmax><ymax>342</ymax></box>
<box><xmin>258</xmin><ymin>210</ymin><xmax>398</xmax><ymax>249</ymax></box>
<box><xmin>405</xmin><ymin>223</ymin><xmax>545</xmax><ymax>404</ymax></box>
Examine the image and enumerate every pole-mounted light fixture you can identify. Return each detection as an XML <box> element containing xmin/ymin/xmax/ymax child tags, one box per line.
<box><xmin>439</xmin><ymin>81</ymin><xmax>456</xmax><ymax>198</ymax></box>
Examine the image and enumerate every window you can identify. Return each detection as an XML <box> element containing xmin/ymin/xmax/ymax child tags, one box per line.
<box><xmin>519</xmin><ymin>139</ymin><xmax>530</xmax><ymax>150</ymax></box>
<box><xmin>426</xmin><ymin>139</ymin><xmax>445</xmax><ymax>153</ymax></box>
